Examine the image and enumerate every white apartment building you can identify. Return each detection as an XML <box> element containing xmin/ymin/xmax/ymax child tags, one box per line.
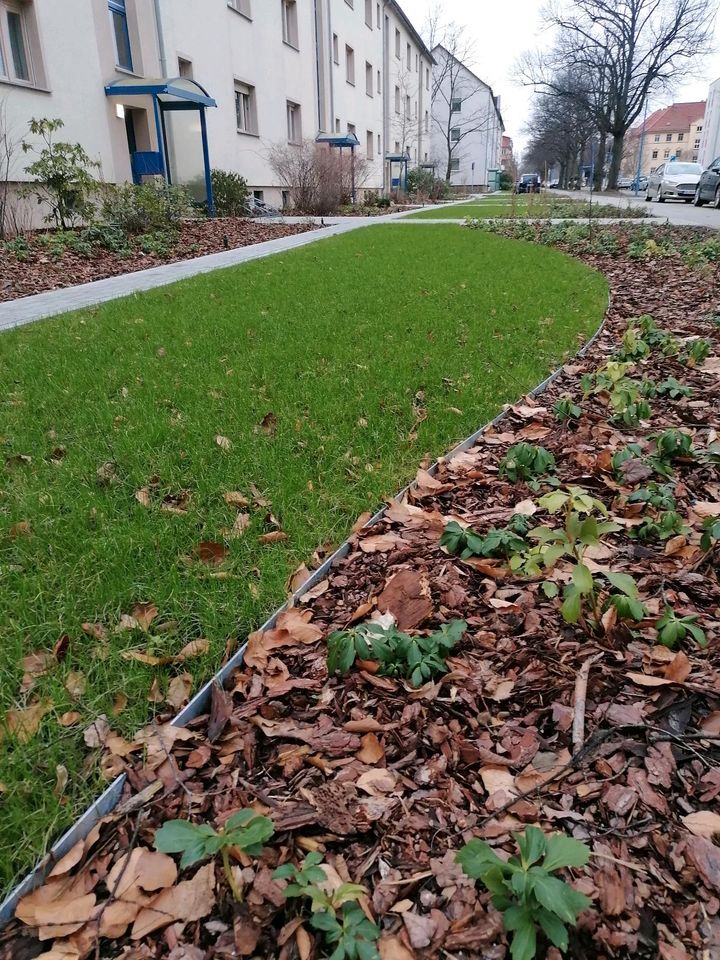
<box><xmin>0</xmin><ymin>0</ymin><xmax>433</xmax><ymax>219</ymax></box>
<box><xmin>430</xmin><ymin>44</ymin><xmax>504</xmax><ymax>192</ymax></box>
<box><xmin>699</xmin><ymin>78</ymin><xmax>720</xmax><ymax>170</ymax></box>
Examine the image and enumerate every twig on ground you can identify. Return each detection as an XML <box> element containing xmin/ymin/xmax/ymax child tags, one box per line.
<box><xmin>573</xmin><ymin>653</ymin><xmax>604</xmax><ymax>754</ymax></box>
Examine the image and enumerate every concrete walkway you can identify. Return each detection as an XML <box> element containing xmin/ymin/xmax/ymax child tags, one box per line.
<box><xmin>0</xmin><ymin>199</ymin><xmax>477</xmax><ymax>332</ymax></box>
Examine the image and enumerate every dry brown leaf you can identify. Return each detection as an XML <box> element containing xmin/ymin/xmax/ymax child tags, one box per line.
<box><xmin>134</xmin><ymin>487</ymin><xmax>152</xmax><ymax>508</ymax></box>
<box><xmin>64</xmin><ymin>671</ymin><xmax>86</xmax><ymax>700</ymax></box>
<box><xmin>58</xmin><ymin>711</ymin><xmax>82</xmax><ymax>727</ymax></box>
<box><xmin>379</xmin><ymin>934</ymin><xmax>416</xmax><ymax>960</ymax></box>
<box><xmin>215</xmin><ymin>434</ymin><xmax>232</xmax><ymax>450</ymax></box>
<box><xmin>356</xmin><ymin>768</ymin><xmax>397</xmax><ymax>795</ymax></box>
<box><xmin>131</xmin><ymin>862</ymin><xmax>215</xmax><ymax>938</ymax></box>
<box><xmin>83</xmin><ymin>715</ymin><xmax>110</xmax><ymax>748</ymax></box>
<box><xmin>9</xmin><ymin>519</ymin><xmax>32</xmax><ymax>538</ymax></box>
<box><xmin>107</xmin><ymin>847</ymin><xmax>177</xmax><ymax>902</ymax></box>
<box><xmin>224</xmin><ymin>512</ymin><xmax>250</xmax><ymax>538</ymax></box>
<box><xmin>257</xmin><ymin>412</ymin><xmax>278</xmax><ymax>436</ymax></box>
<box><xmin>259</xmin><ymin>530</ymin><xmax>289</xmax><ymax>545</ymax></box>
<box><xmin>21</xmin><ymin>652</ymin><xmax>56</xmax><ymax>693</ymax></box>
<box><xmin>178</xmin><ymin>638</ymin><xmax>210</xmax><ymax>660</ymax></box>
<box><xmin>223</xmin><ymin>491</ymin><xmax>250</xmax><ymax>508</ymax></box>
<box><xmin>131</xmin><ymin>602</ymin><xmax>159</xmax><ymax>632</ymax></box>
<box><xmin>147</xmin><ymin>677</ymin><xmax>164</xmax><ymax>703</ymax></box>
<box><xmin>166</xmin><ymin>673</ymin><xmax>193</xmax><ymax>708</ymax></box>
<box><xmin>112</xmin><ymin>692</ymin><xmax>128</xmax><ymax>715</ymax></box>
<box><xmin>287</xmin><ymin>563</ymin><xmax>311</xmax><ymax>593</ymax></box>
<box><xmin>81</xmin><ymin>622</ymin><xmax>107</xmax><ymax>643</ymax></box>
<box><xmin>195</xmin><ymin>541</ymin><xmax>229</xmax><ymax>565</ymax></box>
<box><xmin>377</xmin><ymin>569</ymin><xmax>432</xmax><ymax>630</ymax></box>
<box><xmin>682</xmin><ymin>811</ymin><xmax>720</xmax><ymax>838</ymax></box>
<box><xmin>359</xmin><ymin>533</ymin><xmax>405</xmax><ymax>554</ymax></box>
<box><xmin>357</xmin><ymin>732</ymin><xmax>385</xmax><ymax>764</ymax></box>
<box><xmin>664</xmin><ymin>651</ymin><xmax>691</xmax><ymax>683</ymax></box>
<box><xmin>4</xmin><ymin>701</ymin><xmax>51</xmax><ymax>744</ymax></box>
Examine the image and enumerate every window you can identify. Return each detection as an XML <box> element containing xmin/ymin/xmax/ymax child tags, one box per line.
<box><xmin>676</xmin><ymin>148</ymin><xmax>682</xmax><ymax>157</ymax></box>
<box><xmin>424</xmin><ymin>110</ymin><xmax>429</xmax><ymax>133</ymax></box>
<box><xmin>394</xmin><ymin>85</ymin><xmax>400</xmax><ymax>114</ymax></box>
<box><xmin>666</xmin><ymin>133</ymin><xmax>672</xmax><ymax>141</ymax></box>
<box><xmin>377</xmin><ymin>133</ymin><xmax>381</xmax><ymax>155</ymax></box>
<box><xmin>228</xmin><ymin>0</ymin><xmax>251</xmax><ymax>15</ymax></box>
<box><xmin>450</xmin><ymin>126</ymin><xmax>460</xmax><ymax>142</ymax></box>
<box><xmin>394</xmin><ymin>140</ymin><xmax>400</xmax><ymax>153</ymax></box>
<box><xmin>109</xmin><ymin>0</ymin><xmax>132</xmax><ymax>71</ymax></box>
<box><xmin>663</xmin><ymin>148</ymin><xmax>670</xmax><ymax>158</ymax></box>
<box><xmin>345</xmin><ymin>44</ymin><xmax>354</xmax><ymax>84</ymax></box>
<box><xmin>697</xmin><ymin>124</ymin><xmax>703</xmax><ymax>132</ymax></box>
<box><xmin>365</xmin><ymin>61</ymin><xmax>372</xmax><ymax>96</ymax></box>
<box><xmin>366</xmin><ymin>129</ymin><xmax>373</xmax><ymax>158</ymax></box>
<box><xmin>451</xmin><ymin>98</ymin><xmax>462</xmax><ymax>113</ymax></box>
<box><xmin>286</xmin><ymin>100</ymin><xmax>301</xmax><ymax>142</ymax></box>
<box><xmin>695</xmin><ymin>138</ymin><xmax>701</xmax><ymax>149</ymax></box>
<box><xmin>651</xmin><ymin>149</ymin><xmax>658</xmax><ymax>159</ymax></box>
<box><xmin>395</xmin><ymin>28</ymin><xmax>400</xmax><ymax>58</ymax></box>
<box><xmin>653</xmin><ymin>134</ymin><xmax>660</xmax><ymax>142</ymax></box>
<box><xmin>234</xmin><ymin>81</ymin><xmax>257</xmax><ymax>134</ymax></box>
<box><xmin>405</xmin><ymin>93</ymin><xmax>410</xmax><ymax>116</ymax></box>
<box><xmin>347</xmin><ymin>122</ymin><xmax>356</xmax><ymax>137</ymax></box>
<box><xmin>364</xmin><ymin>0</ymin><xmax>372</xmax><ymax>27</ymax></box>
<box><xmin>377</xmin><ymin>69</ymin><xmax>381</xmax><ymax>94</ymax></box>
<box><xmin>450</xmin><ymin>158</ymin><xmax>460</xmax><ymax>172</ymax></box>
<box><xmin>335</xmin><ymin>117</ymin><xmax>340</xmax><ymax>132</ymax></box>
<box><xmin>406</xmin><ymin>42</ymin><xmax>410</xmax><ymax>68</ymax></box>
<box><xmin>677</xmin><ymin>132</ymin><xmax>684</xmax><ymax>141</ymax></box>
<box><xmin>376</xmin><ymin>2</ymin><xmax>380</xmax><ymax>27</ymax></box>
<box><xmin>332</xmin><ymin>33</ymin><xmax>339</xmax><ymax>64</ymax></box>
<box><xmin>415</xmin><ymin>53</ymin><xmax>418</xmax><ymax>71</ymax></box>
<box><xmin>425</xmin><ymin>66</ymin><xmax>429</xmax><ymax>91</ymax></box>
<box><xmin>178</xmin><ymin>57</ymin><xmax>192</xmax><ymax>78</ymax></box>
<box><xmin>281</xmin><ymin>0</ymin><xmax>298</xmax><ymax>48</ymax></box>
<box><xmin>281</xmin><ymin>189</ymin><xmax>290</xmax><ymax>208</ymax></box>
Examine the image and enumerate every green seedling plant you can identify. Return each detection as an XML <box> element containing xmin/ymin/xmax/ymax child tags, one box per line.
<box><xmin>154</xmin><ymin>809</ymin><xmax>274</xmax><ymax>901</ymax></box>
<box><xmin>499</xmin><ymin>443</ymin><xmax>557</xmax><ymax>488</ymax></box>
<box><xmin>631</xmin><ymin>510</ymin><xmax>687</xmax><ymax>542</ymax></box>
<box><xmin>442</xmin><ymin>514</ymin><xmax>530</xmax><ymax>561</ymax></box>
<box><xmin>607</xmin><ymin>381</ymin><xmax>651</xmax><ymax>426</ymax></box>
<box><xmin>615</xmin><ymin>325</ymin><xmax>650</xmax><ymax>361</ymax></box>
<box><xmin>654</xmin><ymin>429</ymin><xmax>694</xmax><ymax>461</ymax></box>
<box><xmin>700</xmin><ymin>517</ymin><xmax>720</xmax><ymax>552</ymax></box>
<box><xmin>456</xmin><ymin>826</ymin><xmax>591</xmax><ymax>960</ymax></box>
<box><xmin>561</xmin><ymin>569</ymin><xmax>640</xmax><ymax>628</ymax></box>
<box><xmin>327</xmin><ymin>619</ymin><xmax>466</xmax><ymax>688</ymax></box>
<box><xmin>681</xmin><ymin>338</ymin><xmax>712</xmax><ymax>367</ymax></box>
<box><xmin>627</xmin><ymin>482</ymin><xmax>676</xmax><ymax>511</ymax></box>
<box><xmin>656</xmin><ymin>607</ymin><xmax>706</xmax><ymax>648</ymax></box>
<box><xmin>612</xmin><ymin>444</ymin><xmax>674</xmax><ymax>482</ymax></box>
<box><xmin>553</xmin><ymin>396</ymin><xmax>582</xmax><ymax>421</ymax></box>
<box><xmin>634</xmin><ymin>315</ymin><xmax>681</xmax><ymax>356</ymax></box>
<box><xmin>656</xmin><ymin>377</ymin><xmax>692</xmax><ymax>399</ymax></box>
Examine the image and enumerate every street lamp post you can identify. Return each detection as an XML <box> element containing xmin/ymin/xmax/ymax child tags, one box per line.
<box><xmin>634</xmin><ymin>99</ymin><xmax>650</xmax><ymax>198</ymax></box>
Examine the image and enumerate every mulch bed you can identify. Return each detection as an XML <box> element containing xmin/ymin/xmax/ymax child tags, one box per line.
<box><xmin>0</xmin><ymin>220</ymin><xmax>320</xmax><ymax>303</ymax></box>
<box><xmin>3</xmin><ymin>231</ymin><xmax>720</xmax><ymax>960</ymax></box>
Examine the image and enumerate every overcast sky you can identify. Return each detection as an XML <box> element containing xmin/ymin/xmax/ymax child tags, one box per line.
<box><xmin>401</xmin><ymin>0</ymin><xmax>720</xmax><ymax>157</ymax></box>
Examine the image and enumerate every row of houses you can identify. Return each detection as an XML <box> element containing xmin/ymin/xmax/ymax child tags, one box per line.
<box><xmin>623</xmin><ymin>101</ymin><xmax>707</xmax><ymax>179</ymax></box>
<box><xmin>0</xmin><ymin>0</ymin><xmax>505</xmax><ymax>221</ymax></box>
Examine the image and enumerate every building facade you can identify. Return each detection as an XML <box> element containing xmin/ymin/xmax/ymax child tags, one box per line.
<box><xmin>430</xmin><ymin>44</ymin><xmax>504</xmax><ymax>191</ymax></box>
<box><xmin>1</xmin><ymin>0</ymin><xmax>433</xmax><ymax>219</ymax></box>
<box><xmin>623</xmin><ymin>101</ymin><xmax>706</xmax><ymax>178</ymax></box>
<box><xmin>699</xmin><ymin>78</ymin><xmax>720</xmax><ymax>169</ymax></box>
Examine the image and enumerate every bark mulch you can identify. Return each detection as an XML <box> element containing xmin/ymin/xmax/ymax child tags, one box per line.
<box><xmin>0</xmin><ymin>219</ymin><xmax>320</xmax><ymax>303</ymax></box>
<box><xmin>2</xmin><ymin>233</ymin><xmax>720</xmax><ymax>960</ymax></box>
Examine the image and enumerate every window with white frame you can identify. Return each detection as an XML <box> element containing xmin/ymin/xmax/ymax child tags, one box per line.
<box><xmin>676</xmin><ymin>148</ymin><xmax>682</xmax><ymax>157</ymax></box>
<box><xmin>345</xmin><ymin>44</ymin><xmax>354</xmax><ymax>84</ymax></box>
<box><xmin>653</xmin><ymin>134</ymin><xmax>660</xmax><ymax>142</ymax></box>
<box><xmin>405</xmin><ymin>93</ymin><xmax>410</xmax><ymax>116</ymax></box>
<box><xmin>450</xmin><ymin>158</ymin><xmax>460</xmax><ymax>172</ymax></box>
<box><xmin>677</xmin><ymin>132</ymin><xmax>684</xmax><ymax>141</ymax></box>
<box><xmin>108</xmin><ymin>0</ymin><xmax>132</xmax><ymax>71</ymax></box>
<box><xmin>366</xmin><ymin>129</ymin><xmax>373</xmax><ymax>158</ymax></box>
<box><xmin>394</xmin><ymin>28</ymin><xmax>400</xmax><ymax>58</ymax></box>
<box><xmin>286</xmin><ymin>100</ymin><xmax>301</xmax><ymax>142</ymax></box>
<box><xmin>377</xmin><ymin>133</ymin><xmax>381</xmax><ymax>154</ymax></box>
<box><xmin>394</xmin><ymin>85</ymin><xmax>400</xmax><ymax>114</ymax></box>
<box><xmin>376</xmin><ymin>2</ymin><xmax>380</xmax><ymax>27</ymax></box>
<box><xmin>665</xmin><ymin>133</ymin><xmax>672</xmax><ymax>141</ymax></box>
<box><xmin>281</xmin><ymin>0</ymin><xmax>298</xmax><ymax>48</ymax></box>
<box><xmin>450</xmin><ymin>98</ymin><xmax>462</xmax><ymax>113</ymax></box>
<box><xmin>425</xmin><ymin>66</ymin><xmax>429</xmax><ymax>91</ymax></box>
<box><xmin>376</xmin><ymin>68</ymin><xmax>381</xmax><ymax>94</ymax></box>
<box><xmin>424</xmin><ymin>109</ymin><xmax>429</xmax><ymax>132</ymax></box>
<box><xmin>406</xmin><ymin>42</ymin><xmax>410</xmax><ymax>68</ymax></box>
<box><xmin>651</xmin><ymin>149</ymin><xmax>658</xmax><ymax>159</ymax></box>
<box><xmin>697</xmin><ymin>124</ymin><xmax>703</xmax><ymax>131</ymax></box>
<box><xmin>450</xmin><ymin>126</ymin><xmax>460</xmax><ymax>142</ymax></box>
<box><xmin>228</xmin><ymin>0</ymin><xmax>251</xmax><ymax>16</ymax></box>
<box><xmin>663</xmin><ymin>148</ymin><xmax>669</xmax><ymax>158</ymax></box>
<box><xmin>332</xmin><ymin>33</ymin><xmax>339</xmax><ymax>63</ymax></box>
<box><xmin>694</xmin><ymin>138</ymin><xmax>701</xmax><ymax>148</ymax></box>
<box><xmin>234</xmin><ymin>81</ymin><xmax>257</xmax><ymax>134</ymax></box>
<box><xmin>364</xmin><ymin>0</ymin><xmax>372</xmax><ymax>27</ymax></box>
<box><xmin>365</xmin><ymin>61</ymin><xmax>372</xmax><ymax>96</ymax></box>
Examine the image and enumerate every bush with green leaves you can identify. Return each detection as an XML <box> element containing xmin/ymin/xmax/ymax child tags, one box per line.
<box><xmin>499</xmin><ymin>443</ymin><xmax>556</xmax><ymax>486</ymax></box>
<box><xmin>441</xmin><ymin>515</ymin><xmax>530</xmax><ymax>561</ymax></box>
<box><xmin>327</xmin><ymin>619</ymin><xmax>466</xmax><ymax>688</ymax></box>
<box><xmin>100</xmin><ymin>180</ymin><xmax>195</xmax><ymax>234</ymax></box>
<box><xmin>615</xmin><ymin>325</ymin><xmax>650</xmax><ymax>361</ymax></box>
<box><xmin>456</xmin><ymin>827</ymin><xmax>591</xmax><ymax>960</ymax></box>
<box><xmin>211</xmin><ymin>168</ymin><xmax>250</xmax><ymax>217</ymax></box>
<box><xmin>656</xmin><ymin>607</ymin><xmax>706</xmax><ymax>648</ymax></box>
<box><xmin>79</xmin><ymin>223</ymin><xmax>130</xmax><ymax>253</ymax></box>
<box><xmin>154</xmin><ymin>809</ymin><xmax>274</xmax><ymax>901</ymax></box>
<box><xmin>21</xmin><ymin>118</ymin><xmax>99</xmax><ymax>229</ymax></box>
<box><xmin>2</xmin><ymin>235</ymin><xmax>31</xmax><ymax>261</ymax></box>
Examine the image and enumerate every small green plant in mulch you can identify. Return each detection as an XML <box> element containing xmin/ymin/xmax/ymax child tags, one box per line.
<box><xmin>154</xmin><ymin>809</ymin><xmax>274</xmax><ymax>901</ymax></box>
<box><xmin>552</xmin><ymin>396</ymin><xmax>582</xmax><ymax>421</ymax></box>
<box><xmin>656</xmin><ymin>607</ymin><xmax>706</xmax><ymax>648</ymax></box>
<box><xmin>654</xmin><ymin>429</ymin><xmax>694</xmax><ymax>461</ymax></box>
<box><xmin>656</xmin><ymin>376</ymin><xmax>692</xmax><ymax>399</ymax></box>
<box><xmin>499</xmin><ymin>443</ymin><xmax>556</xmax><ymax>486</ymax></box>
<box><xmin>681</xmin><ymin>338</ymin><xmax>712</xmax><ymax>367</ymax></box>
<box><xmin>457</xmin><ymin>826</ymin><xmax>591</xmax><ymax>960</ymax></box>
<box><xmin>631</xmin><ymin>510</ymin><xmax>687</xmax><ymax>542</ymax></box>
<box><xmin>700</xmin><ymin>517</ymin><xmax>720</xmax><ymax>552</ymax></box>
<box><xmin>327</xmin><ymin>620</ymin><xmax>466</xmax><ymax>688</ymax></box>
<box><xmin>441</xmin><ymin>514</ymin><xmax>530</xmax><ymax>561</ymax></box>
<box><xmin>627</xmin><ymin>482</ymin><xmax>676</xmax><ymax>511</ymax></box>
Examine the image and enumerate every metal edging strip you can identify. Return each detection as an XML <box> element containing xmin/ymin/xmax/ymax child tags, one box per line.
<box><xmin>0</xmin><ymin>295</ymin><xmax>610</xmax><ymax>927</ymax></box>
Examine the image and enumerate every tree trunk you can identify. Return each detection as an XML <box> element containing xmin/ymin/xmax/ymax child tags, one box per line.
<box><xmin>594</xmin><ymin>131</ymin><xmax>606</xmax><ymax>191</ymax></box>
<box><xmin>607</xmin><ymin>132</ymin><xmax>624</xmax><ymax>190</ymax></box>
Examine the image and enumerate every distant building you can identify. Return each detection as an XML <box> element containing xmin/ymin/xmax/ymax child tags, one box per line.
<box><xmin>501</xmin><ymin>135</ymin><xmax>517</xmax><ymax>178</ymax></box>
<box><xmin>623</xmin><ymin>101</ymin><xmax>706</xmax><ymax>177</ymax></box>
<box><xmin>699</xmin><ymin>79</ymin><xmax>720</xmax><ymax>168</ymax></box>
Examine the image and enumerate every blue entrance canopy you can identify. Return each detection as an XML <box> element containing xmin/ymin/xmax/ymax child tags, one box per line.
<box><xmin>105</xmin><ymin>77</ymin><xmax>217</xmax><ymax>214</ymax></box>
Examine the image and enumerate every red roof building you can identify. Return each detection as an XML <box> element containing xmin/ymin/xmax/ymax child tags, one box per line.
<box><xmin>624</xmin><ymin>101</ymin><xmax>706</xmax><ymax>176</ymax></box>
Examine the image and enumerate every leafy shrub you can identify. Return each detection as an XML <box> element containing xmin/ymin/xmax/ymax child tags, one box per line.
<box><xmin>327</xmin><ymin>619</ymin><xmax>466</xmax><ymax>688</ymax></box>
<box><xmin>442</xmin><ymin>517</ymin><xmax>529</xmax><ymax>560</ymax></box>
<box><xmin>499</xmin><ymin>443</ymin><xmax>556</xmax><ymax>485</ymax></box>
<box><xmin>654</xmin><ymin>429</ymin><xmax>693</xmax><ymax>461</ymax></box>
<box><xmin>627</xmin><ymin>483</ymin><xmax>676</xmax><ymax>511</ymax></box>
<box><xmin>681</xmin><ymin>338</ymin><xmax>712</xmax><ymax>367</ymax></box>
<box><xmin>79</xmin><ymin>223</ymin><xmax>129</xmax><ymax>253</ymax></box>
<box><xmin>211</xmin><ymin>168</ymin><xmax>249</xmax><ymax>217</ymax></box>
<box><xmin>457</xmin><ymin>826</ymin><xmax>591</xmax><ymax>960</ymax></box>
<box><xmin>656</xmin><ymin>376</ymin><xmax>691</xmax><ymax>399</ymax></box>
<box><xmin>136</xmin><ymin>230</ymin><xmax>177</xmax><ymax>256</ymax></box>
<box><xmin>100</xmin><ymin>180</ymin><xmax>194</xmax><ymax>234</ymax></box>
<box><xmin>3</xmin><ymin>235</ymin><xmax>31</xmax><ymax>261</ymax></box>
<box><xmin>21</xmin><ymin>118</ymin><xmax>99</xmax><ymax>229</ymax></box>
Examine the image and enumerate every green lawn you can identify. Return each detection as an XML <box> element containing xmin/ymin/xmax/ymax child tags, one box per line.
<box><xmin>406</xmin><ymin>196</ymin><xmax>578</xmax><ymax>219</ymax></box>
<box><xmin>0</xmin><ymin>224</ymin><xmax>608</xmax><ymax>891</ymax></box>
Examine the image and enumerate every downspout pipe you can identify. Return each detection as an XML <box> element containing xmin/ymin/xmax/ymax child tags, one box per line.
<box><xmin>153</xmin><ymin>0</ymin><xmax>167</xmax><ymax>76</ymax></box>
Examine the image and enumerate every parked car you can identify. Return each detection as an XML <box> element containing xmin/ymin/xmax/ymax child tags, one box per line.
<box><xmin>617</xmin><ymin>177</ymin><xmax>633</xmax><ymax>189</ymax></box>
<box><xmin>631</xmin><ymin>175</ymin><xmax>648</xmax><ymax>192</ymax></box>
<box><xmin>516</xmin><ymin>173</ymin><xmax>541</xmax><ymax>194</ymax></box>
<box><xmin>645</xmin><ymin>161</ymin><xmax>703</xmax><ymax>203</ymax></box>
<box><xmin>693</xmin><ymin>157</ymin><xmax>720</xmax><ymax>207</ymax></box>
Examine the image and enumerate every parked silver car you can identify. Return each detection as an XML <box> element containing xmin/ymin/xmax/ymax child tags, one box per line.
<box><xmin>645</xmin><ymin>161</ymin><xmax>703</xmax><ymax>203</ymax></box>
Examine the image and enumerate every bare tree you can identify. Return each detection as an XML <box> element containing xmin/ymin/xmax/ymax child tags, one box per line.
<box><xmin>268</xmin><ymin>140</ymin><xmax>369</xmax><ymax>214</ymax></box>
<box><xmin>0</xmin><ymin>100</ymin><xmax>23</xmax><ymax>238</ymax></box>
<box><xmin>517</xmin><ymin>0</ymin><xmax>716</xmax><ymax>189</ymax></box>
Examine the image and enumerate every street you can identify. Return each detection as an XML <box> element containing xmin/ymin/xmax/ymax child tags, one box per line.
<box><xmin>563</xmin><ymin>189</ymin><xmax>720</xmax><ymax>228</ymax></box>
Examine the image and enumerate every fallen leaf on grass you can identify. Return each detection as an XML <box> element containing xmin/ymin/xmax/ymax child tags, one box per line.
<box><xmin>222</xmin><ymin>512</ymin><xmax>250</xmax><ymax>539</ymax></box>
<box><xmin>83</xmin><ymin>715</ymin><xmax>110</xmax><ymax>748</ymax></box>
<box><xmin>121</xmin><ymin>638</ymin><xmax>209</xmax><ymax>668</ymax></box>
<box><xmin>215</xmin><ymin>435</ymin><xmax>232</xmax><ymax>450</ymax></box>
<box><xmin>256</xmin><ymin>412</ymin><xmax>278</xmax><ymax>436</ymax></box>
<box><xmin>147</xmin><ymin>678</ymin><xmax>164</xmax><ymax>703</ymax></box>
<box><xmin>223</xmin><ymin>491</ymin><xmax>250</xmax><ymax>508</ymax></box>
<box><xmin>195</xmin><ymin>541</ymin><xmax>229</xmax><ymax>565</ymax></box>
<box><xmin>3</xmin><ymin>701</ymin><xmax>51</xmax><ymax>744</ymax></box>
<box><xmin>134</xmin><ymin>487</ymin><xmax>152</xmax><ymax>508</ymax></box>
<box><xmin>287</xmin><ymin>563</ymin><xmax>311</xmax><ymax>593</ymax></box>
<box><xmin>58</xmin><ymin>711</ymin><xmax>82</xmax><ymax>727</ymax></box>
<box><xmin>259</xmin><ymin>531</ymin><xmax>289</xmax><ymax>545</ymax></box>
<box><xmin>8</xmin><ymin>520</ymin><xmax>31</xmax><ymax>538</ymax></box>
<box><xmin>82</xmin><ymin>622</ymin><xmax>107</xmax><ymax>643</ymax></box>
<box><xmin>21</xmin><ymin>652</ymin><xmax>56</xmax><ymax>693</ymax></box>
<box><xmin>64</xmin><ymin>671</ymin><xmax>86</xmax><ymax>700</ymax></box>
<box><xmin>166</xmin><ymin>673</ymin><xmax>193</xmax><ymax>708</ymax></box>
